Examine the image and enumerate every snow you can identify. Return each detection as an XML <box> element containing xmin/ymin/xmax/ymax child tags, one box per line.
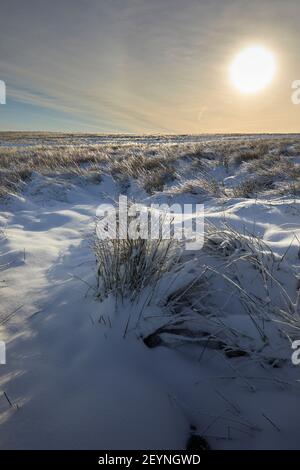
<box><xmin>0</xmin><ymin>135</ymin><xmax>300</xmax><ymax>449</ymax></box>
<box><xmin>0</xmin><ymin>175</ymin><xmax>188</xmax><ymax>449</ymax></box>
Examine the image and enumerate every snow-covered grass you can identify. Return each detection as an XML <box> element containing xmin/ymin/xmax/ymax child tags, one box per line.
<box><xmin>166</xmin><ymin>175</ymin><xmax>222</xmax><ymax>197</ymax></box>
<box><xmin>0</xmin><ymin>133</ymin><xmax>300</xmax><ymax>449</ymax></box>
<box><xmin>93</xmin><ymin>233</ymin><xmax>179</xmax><ymax>302</ymax></box>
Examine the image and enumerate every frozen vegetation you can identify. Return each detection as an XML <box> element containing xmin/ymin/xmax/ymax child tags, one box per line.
<box><xmin>0</xmin><ymin>133</ymin><xmax>299</xmax><ymax>449</ymax></box>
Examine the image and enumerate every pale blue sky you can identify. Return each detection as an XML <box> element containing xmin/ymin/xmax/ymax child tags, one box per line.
<box><xmin>1</xmin><ymin>0</ymin><xmax>300</xmax><ymax>133</ymax></box>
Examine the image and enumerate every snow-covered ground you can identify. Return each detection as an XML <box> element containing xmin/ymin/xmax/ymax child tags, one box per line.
<box><xmin>0</xmin><ymin>134</ymin><xmax>299</xmax><ymax>449</ymax></box>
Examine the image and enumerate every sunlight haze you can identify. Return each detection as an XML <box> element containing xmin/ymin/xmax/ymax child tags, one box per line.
<box><xmin>0</xmin><ymin>0</ymin><xmax>300</xmax><ymax>133</ymax></box>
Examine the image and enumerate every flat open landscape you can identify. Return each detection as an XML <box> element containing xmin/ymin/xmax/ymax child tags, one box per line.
<box><xmin>0</xmin><ymin>133</ymin><xmax>300</xmax><ymax>449</ymax></box>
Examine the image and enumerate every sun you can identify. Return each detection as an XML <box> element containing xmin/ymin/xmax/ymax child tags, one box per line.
<box><xmin>230</xmin><ymin>45</ymin><xmax>276</xmax><ymax>93</ymax></box>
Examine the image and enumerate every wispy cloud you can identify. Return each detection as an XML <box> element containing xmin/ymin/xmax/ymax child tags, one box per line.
<box><xmin>1</xmin><ymin>0</ymin><xmax>300</xmax><ymax>132</ymax></box>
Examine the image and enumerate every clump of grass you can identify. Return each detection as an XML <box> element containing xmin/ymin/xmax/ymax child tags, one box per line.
<box><xmin>166</xmin><ymin>175</ymin><xmax>222</xmax><ymax>198</ymax></box>
<box><xmin>287</xmin><ymin>180</ymin><xmax>300</xmax><ymax>199</ymax></box>
<box><xmin>277</xmin><ymin>141</ymin><xmax>300</xmax><ymax>157</ymax></box>
<box><xmin>204</xmin><ymin>221</ymin><xmax>276</xmax><ymax>265</ymax></box>
<box><xmin>141</xmin><ymin>167</ymin><xmax>176</xmax><ymax>194</ymax></box>
<box><xmin>0</xmin><ymin>167</ymin><xmax>32</xmax><ymax>196</ymax></box>
<box><xmin>0</xmin><ymin>145</ymin><xmax>108</xmax><ymax>196</ymax></box>
<box><xmin>230</xmin><ymin>141</ymin><xmax>269</xmax><ymax>166</ymax></box>
<box><xmin>248</xmin><ymin>154</ymin><xmax>297</xmax><ymax>177</ymax></box>
<box><xmin>94</xmin><ymin>237</ymin><xmax>178</xmax><ymax>301</ymax></box>
<box><xmin>93</xmin><ymin>203</ymin><xmax>181</xmax><ymax>301</ymax></box>
<box><xmin>249</xmin><ymin>155</ymin><xmax>300</xmax><ymax>198</ymax></box>
<box><xmin>276</xmin><ymin>287</ymin><xmax>300</xmax><ymax>335</ymax></box>
<box><xmin>203</xmin><ymin>220</ymin><xmax>300</xmax><ymax>345</ymax></box>
<box><xmin>200</xmin><ymin>224</ymin><xmax>285</xmax><ymax>344</ymax></box>
<box><xmin>185</xmin><ymin>143</ymin><xmax>217</xmax><ymax>161</ymax></box>
<box><xmin>231</xmin><ymin>154</ymin><xmax>300</xmax><ymax>197</ymax></box>
<box><xmin>232</xmin><ymin>177</ymin><xmax>274</xmax><ymax>198</ymax></box>
<box><xmin>108</xmin><ymin>151</ymin><xmax>177</xmax><ymax>194</ymax></box>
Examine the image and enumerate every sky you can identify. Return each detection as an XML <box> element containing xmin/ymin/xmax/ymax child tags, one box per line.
<box><xmin>1</xmin><ymin>0</ymin><xmax>300</xmax><ymax>134</ymax></box>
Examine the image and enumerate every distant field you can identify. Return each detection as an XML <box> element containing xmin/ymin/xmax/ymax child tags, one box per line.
<box><xmin>1</xmin><ymin>133</ymin><xmax>300</xmax><ymax>198</ymax></box>
<box><xmin>1</xmin><ymin>131</ymin><xmax>300</xmax><ymax>147</ymax></box>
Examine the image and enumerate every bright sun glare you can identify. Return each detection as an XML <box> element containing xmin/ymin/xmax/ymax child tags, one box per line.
<box><xmin>230</xmin><ymin>45</ymin><xmax>276</xmax><ymax>93</ymax></box>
